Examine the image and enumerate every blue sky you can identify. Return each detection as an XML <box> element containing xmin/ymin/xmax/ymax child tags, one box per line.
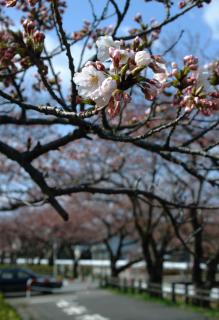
<box><xmin>7</xmin><ymin>0</ymin><xmax>219</xmax><ymax>47</ymax></box>
<box><xmin>62</xmin><ymin>0</ymin><xmax>218</xmax><ymax>37</ymax></box>
<box><xmin>4</xmin><ymin>0</ymin><xmax>219</xmax><ymax>95</ymax></box>
<box><xmin>62</xmin><ymin>0</ymin><xmax>219</xmax><ymax>53</ymax></box>
<box><xmin>6</xmin><ymin>0</ymin><xmax>219</xmax><ymax>60</ymax></box>
<box><xmin>53</xmin><ymin>0</ymin><xmax>219</xmax><ymax>69</ymax></box>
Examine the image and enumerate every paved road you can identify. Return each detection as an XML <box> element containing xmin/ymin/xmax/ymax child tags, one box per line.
<box><xmin>8</xmin><ymin>287</ymin><xmax>211</xmax><ymax>320</ymax></box>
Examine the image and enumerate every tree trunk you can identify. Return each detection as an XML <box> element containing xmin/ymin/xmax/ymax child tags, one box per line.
<box><xmin>142</xmin><ymin>241</ymin><xmax>163</xmax><ymax>297</ymax></box>
<box><xmin>147</xmin><ymin>260</ymin><xmax>163</xmax><ymax>298</ymax></box>
<box><xmin>110</xmin><ymin>262</ymin><xmax>119</xmax><ymax>278</ymax></box>
<box><xmin>206</xmin><ymin>258</ymin><xmax>218</xmax><ymax>287</ymax></box>
<box><xmin>73</xmin><ymin>259</ymin><xmax>79</xmax><ymax>278</ymax></box>
<box><xmin>10</xmin><ymin>253</ymin><xmax>17</xmax><ymax>264</ymax></box>
<box><xmin>0</xmin><ymin>252</ymin><xmax>5</xmax><ymax>264</ymax></box>
<box><xmin>48</xmin><ymin>251</ymin><xmax>54</xmax><ymax>266</ymax></box>
<box><xmin>200</xmin><ymin>257</ymin><xmax>219</xmax><ymax>308</ymax></box>
<box><xmin>190</xmin><ymin>208</ymin><xmax>205</xmax><ymax>306</ymax></box>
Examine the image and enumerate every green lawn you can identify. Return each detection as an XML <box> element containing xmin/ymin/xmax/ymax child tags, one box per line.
<box><xmin>0</xmin><ymin>294</ymin><xmax>21</xmax><ymax>320</ymax></box>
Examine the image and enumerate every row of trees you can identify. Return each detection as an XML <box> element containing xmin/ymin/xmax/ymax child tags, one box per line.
<box><xmin>1</xmin><ymin>169</ymin><xmax>218</xmax><ymax>294</ymax></box>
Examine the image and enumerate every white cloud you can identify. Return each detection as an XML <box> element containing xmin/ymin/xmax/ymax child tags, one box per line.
<box><xmin>203</xmin><ymin>0</ymin><xmax>219</xmax><ymax>39</ymax></box>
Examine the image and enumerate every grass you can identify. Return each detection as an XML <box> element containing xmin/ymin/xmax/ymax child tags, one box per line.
<box><xmin>105</xmin><ymin>287</ymin><xmax>219</xmax><ymax>319</ymax></box>
<box><xmin>0</xmin><ymin>294</ymin><xmax>21</xmax><ymax>320</ymax></box>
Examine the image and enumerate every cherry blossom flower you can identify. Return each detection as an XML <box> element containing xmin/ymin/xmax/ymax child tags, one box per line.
<box><xmin>96</xmin><ymin>36</ymin><xmax>121</xmax><ymax>61</ymax></box>
<box><xmin>184</xmin><ymin>55</ymin><xmax>198</xmax><ymax>71</ymax></box>
<box><xmin>89</xmin><ymin>77</ymin><xmax>117</xmax><ymax>107</ymax></box>
<box><xmin>109</xmin><ymin>47</ymin><xmax>134</xmax><ymax>69</ymax></box>
<box><xmin>73</xmin><ymin>65</ymin><xmax>106</xmax><ymax>99</ymax></box>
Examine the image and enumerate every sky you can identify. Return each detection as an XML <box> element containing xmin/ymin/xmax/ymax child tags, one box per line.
<box><xmin>61</xmin><ymin>0</ymin><xmax>219</xmax><ymax>49</ymax></box>
<box><xmin>3</xmin><ymin>0</ymin><xmax>219</xmax><ymax>95</ymax></box>
<box><xmin>6</xmin><ymin>0</ymin><xmax>219</xmax><ymax>51</ymax></box>
<box><xmin>61</xmin><ymin>0</ymin><xmax>219</xmax><ymax>35</ymax></box>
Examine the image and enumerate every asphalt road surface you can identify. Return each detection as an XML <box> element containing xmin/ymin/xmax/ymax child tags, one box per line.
<box><xmin>8</xmin><ymin>288</ymin><xmax>211</xmax><ymax>320</ymax></box>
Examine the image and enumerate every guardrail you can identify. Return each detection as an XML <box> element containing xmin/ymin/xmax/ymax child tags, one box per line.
<box><xmin>100</xmin><ymin>276</ymin><xmax>219</xmax><ymax>309</ymax></box>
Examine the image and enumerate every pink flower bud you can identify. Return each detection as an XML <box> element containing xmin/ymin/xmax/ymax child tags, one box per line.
<box><xmin>133</xmin><ymin>36</ymin><xmax>141</xmax><ymax>50</ymax></box>
<box><xmin>23</xmin><ymin>19</ymin><xmax>35</xmax><ymax>34</ymax></box>
<box><xmin>95</xmin><ymin>61</ymin><xmax>105</xmax><ymax>71</ymax></box>
<box><xmin>33</xmin><ymin>30</ymin><xmax>45</xmax><ymax>43</ymax></box>
<box><xmin>72</xmin><ymin>32</ymin><xmax>82</xmax><ymax>40</ymax></box>
<box><xmin>109</xmin><ymin>48</ymin><xmax>121</xmax><ymax>68</ymax></box>
<box><xmin>179</xmin><ymin>1</ymin><xmax>186</xmax><ymax>9</ymax></box>
<box><xmin>134</xmin><ymin>13</ymin><xmax>142</xmax><ymax>23</ymax></box>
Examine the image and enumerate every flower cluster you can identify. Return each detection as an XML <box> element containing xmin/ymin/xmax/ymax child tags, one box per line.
<box><xmin>0</xmin><ymin>29</ymin><xmax>30</xmax><ymax>86</ymax></box>
<box><xmin>172</xmin><ymin>56</ymin><xmax>219</xmax><ymax>115</ymax></box>
<box><xmin>0</xmin><ymin>31</ymin><xmax>16</xmax><ymax>69</ymax></box>
<box><xmin>74</xmin><ymin>36</ymin><xmax>168</xmax><ymax>117</ymax></box>
<box><xmin>4</xmin><ymin>0</ymin><xmax>66</xmax><ymax>31</ymax></box>
<box><xmin>74</xmin><ymin>36</ymin><xmax>219</xmax><ymax>117</ymax></box>
<box><xmin>0</xmin><ymin>30</ymin><xmax>18</xmax><ymax>86</ymax></box>
<box><xmin>0</xmin><ymin>18</ymin><xmax>45</xmax><ymax>87</ymax></box>
<box><xmin>22</xmin><ymin>18</ymin><xmax>45</xmax><ymax>51</ymax></box>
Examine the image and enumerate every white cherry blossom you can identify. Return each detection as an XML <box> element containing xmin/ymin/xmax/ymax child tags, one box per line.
<box><xmin>109</xmin><ymin>48</ymin><xmax>134</xmax><ymax>71</ymax></box>
<box><xmin>89</xmin><ymin>77</ymin><xmax>117</xmax><ymax>107</ymax></box>
<box><xmin>73</xmin><ymin>65</ymin><xmax>106</xmax><ymax>98</ymax></box>
<box><xmin>135</xmin><ymin>50</ymin><xmax>152</xmax><ymax>67</ymax></box>
<box><xmin>96</xmin><ymin>36</ymin><xmax>121</xmax><ymax>62</ymax></box>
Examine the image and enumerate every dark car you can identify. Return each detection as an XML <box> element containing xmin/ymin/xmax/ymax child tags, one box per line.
<box><xmin>0</xmin><ymin>268</ymin><xmax>62</xmax><ymax>293</ymax></box>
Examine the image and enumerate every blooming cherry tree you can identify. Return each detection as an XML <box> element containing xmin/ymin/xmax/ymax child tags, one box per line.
<box><xmin>0</xmin><ymin>0</ymin><xmax>218</xmax><ymax>224</ymax></box>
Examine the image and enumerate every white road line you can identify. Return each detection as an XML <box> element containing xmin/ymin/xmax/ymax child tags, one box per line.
<box><xmin>56</xmin><ymin>298</ymin><xmax>110</xmax><ymax>319</ymax></box>
<box><xmin>63</xmin><ymin>306</ymin><xmax>87</xmax><ymax>315</ymax></box>
<box><xmin>56</xmin><ymin>300</ymin><xmax>71</xmax><ymax>308</ymax></box>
